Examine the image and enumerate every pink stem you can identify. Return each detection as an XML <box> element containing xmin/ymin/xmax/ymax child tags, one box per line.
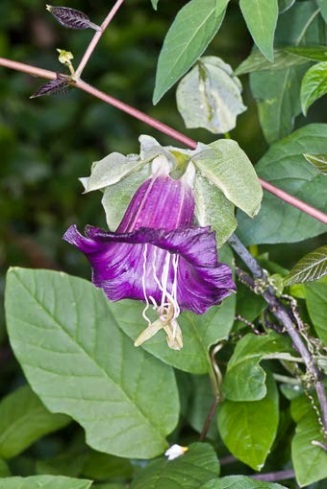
<box><xmin>75</xmin><ymin>0</ymin><xmax>126</xmax><ymax>78</ymax></box>
<box><xmin>1</xmin><ymin>56</ymin><xmax>327</xmax><ymax>225</ymax></box>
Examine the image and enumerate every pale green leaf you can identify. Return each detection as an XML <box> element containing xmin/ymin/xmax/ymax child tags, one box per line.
<box><xmin>176</xmin><ymin>56</ymin><xmax>246</xmax><ymax>134</ymax></box>
<box><xmin>239</xmin><ymin>0</ymin><xmax>278</xmax><ymax>61</ymax></box>
<box><xmin>201</xmin><ymin>475</ymin><xmax>287</xmax><ymax>489</ymax></box>
<box><xmin>237</xmin><ymin>124</ymin><xmax>327</xmax><ymax>245</ymax></box>
<box><xmin>5</xmin><ymin>269</ymin><xmax>179</xmax><ymax>459</ymax></box>
<box><xmin>153</xmin><ymin>0</ymin><xmax>230</xmax><ymax>104</ymax></box>
<box><xmin>194</xmin><ymin>173</ymin><xmax>237</xmax><ymax>247</ymax></box>
<box><xmin>301</xmin><ymin>61</ymin><xmax>327</xmax><ymax>115</ymax></box>
<box><xmin>130</xmin><ymin>442</ymin><xmax>219</xmax><ymax>489</ymax></box>
<box><xmin>192</xmin><ymin>139</ymin><xmax>263</xmax><ymax>218</ymax></box>
<box><xmin>222</xmin><ymin>331</ymin><xmax>292</xmax><ymax>401</ymax></box>
<box><xmin>304</xmin><ymin>153</ymin><xmax>327</xmax><ymax>175</ymax></box>
<box><xmin>0</xmin><ymin>385</ymin><xmax>70</xmax><ymax>460</ymax></box>
<box><xmin>235</xmin><ymin>49</ymin><xmax>306</xmax><ymax>76</ymax></box>
<box><xmin>151</xmin><ymin>0</ymin><xmax>159</xmax><ymax>11</ymax></box>
<box><xmin>0</xmin><ymin>475</ymin><xmax>92</xmax><ymax>489</ymax></box>
<box><xmin>102</xmin><ymin>166</ymin><xmax>150</xmax><ymax>231</ymax></box>
<box><xmin>284</xmin><ymin>245</ymin><xmax>327</xmax><ymax>285</ymax></box>
<box><xmin>291</xmin><ymin>394</ymin><xmax>327</xmax><ymax>486</ymax></box>
<box><xmin>305</xmin><ymin>278</ymin><xmax>327</xmax><ymax>344</ymax></box>
<box><xmin>217</xmin><ymin>374</ymin><xmax>279</xmax><ymax>471</ymax></box>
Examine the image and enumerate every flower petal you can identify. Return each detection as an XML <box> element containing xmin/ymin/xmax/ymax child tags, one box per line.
<box><xmin>63</xmin><ymin>224</ymin><xmax>235</xmax><ymax>314</ymax></box>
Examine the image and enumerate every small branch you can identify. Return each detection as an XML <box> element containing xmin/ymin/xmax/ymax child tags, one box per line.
<box><xmin>76</xmin><ymin>79</ymin><xmax>197</xmax><ymax>147</ymax></box>
<box><xmin>228</xmin><ymin>234</ymin><xmax>327</xmax><ymax>438</ymax></box>
<box><xmin>199</xmin><ymin>396</ymin><xmax>219</xmax><ymax>441</ymax></box>
<box><xmin>0</xmin><ymin>57</ymin><xmax>56</xmax><ymax>80</ymax></box>
<box><xmin>75</xmin><ymin>0</ymin><xmax>125</xmax><ymax>78</ymax></box>
<box><xmin>0</xmin><ymin>56</ymin><xmax>327</xmax><ymax>224</ymax></box>
<box><xmin>251</xmin><ymin>469</ymin><xmax>295</xmax><ymax>482</ymax></box>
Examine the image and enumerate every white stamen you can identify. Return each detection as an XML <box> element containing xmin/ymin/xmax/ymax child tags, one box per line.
<box><xmin>141</xmin><ymin>244</ymin><xmax>151</xmax><ymax>326</ymax></box>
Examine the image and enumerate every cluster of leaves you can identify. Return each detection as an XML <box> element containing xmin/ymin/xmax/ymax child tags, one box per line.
<box><xmin>1</xmin><ymin>1</ymin><xmax>327</xmax><ymax>489</ymax></box>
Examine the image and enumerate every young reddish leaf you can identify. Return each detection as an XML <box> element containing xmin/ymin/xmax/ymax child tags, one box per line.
<box><xmin>46</xmin><ymin>5</ymin><xmax>100</xmax><ymax>31</ymax></box>
<box><xmin>30</xmin><ymin>76</ymin><xmax>70</xmax><ymax>99</ymax></box>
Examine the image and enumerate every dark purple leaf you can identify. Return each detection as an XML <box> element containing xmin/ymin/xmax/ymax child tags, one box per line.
<box><xmin>30</xmin><ymin>76</ymin><xmax>70</xmax><ymax>99</ymax></box>
<box><xmin>46</xmin><ymin>5</ymin><xmax>100</xmax><ymax>31</ymax></box>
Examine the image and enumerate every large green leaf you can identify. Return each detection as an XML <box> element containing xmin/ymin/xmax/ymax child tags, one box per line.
<box><xmin>0</xmin><ymin>385</ymin><xmax>70</xmax><ymax>459</ymax></box>
<box><xmin>0</xmin><ymin>476</ymin><xmax>92</xmax><ymax>489</ymax></box>
<box><xmin>301</xmin><ymin>61</ymin><xmax>327</xmax><ymax>115</ymax></box>
<box><xmin>0</xmin><ymin>459</ymin><xmax>10</xmax><ymax>477</ymax></box>
<box><xmin>200</xmin><ymin>475</ymin><xmax>287</xmax><ymax>489</ymax></box>
<box><xmin>239</xmin><ymin>0</ymin><xmax>278</xmax><ymax>61</ymax></box>
<box><xmin>284</xmin><ymin>246</ymin><xmax>327</xmax><ymax>285</ymax></box>
<box><xmin>291</xmin><ymin>394</ymin><xmax>327</xmax><ymax>486</ymax></box>
<box><xmin>284</xmin><ymin>45</ymin><xmax>327</xmax><ymax>62</ymax></box>
<box><xmin>222</xmin><ymin>331</ymin><xmax>291</xmax><ymax>401</ymax></box>
<box><xmin>192</xmin><ymin>139</ymin><xmax>262</xmax><ymax>218</ymax></box>
<box><xmin>217</xmin><ymin>374</ymin><xmax>279</xmax><ymax>470</ymax></box>
<box><xmin>176</xmin><ymin>56</ymin><xmax>246</xmax><ymax>134</ymax></box>
<box><xmin>237</xmin><ymin>124</ymin><xmax>327</xmax><ymax>245</ymax></box>
<box><xmin>5</xmin><ymin>269</ymin><xmax>179</xmax><ymax>459</ymax></box>
<box><xmin>153</xmin><ymin>0</ymin><xmax>230</xmax><ymax>104</ymax></box>
<box><xmin>250</xmin><ymin>1</ymin><xmax>323</xmax><ymax>143</ymax></box>
<box><xmin>305</xmin><ymin>277</ymin><xmax>327</xmax><ymax>344</ymax></box>
<box><xmin>130</xmin><ymin>442</ymin><xmax>219</xmax><ymax>489</ymax></box>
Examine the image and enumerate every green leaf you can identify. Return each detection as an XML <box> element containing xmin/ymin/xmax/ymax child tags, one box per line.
<box><xmin>217</xmin><ymin>374</ymin><xmax>279</xmax><ymax>470</ymax></box>
<box><xmin>222</xmin><ymin>331</ymin><xmax>292</xmax><ymax>401</ymax></box>
<box><xmin>194</xmin><ymin>173</ymin><xmax>237</xmax><ymax>247</ymax></box>
<box><xmin>80</xmin><ymin>153</ymin><xmax>148</xmax><ymax>193</ymax></box>
<box><xmin>200</xmin><ymin>475</ymin><xmax>288</xmax><ymax>489</ymax></box>
<box><xmin>305</xmin><ymin>277</ymin><xmax>327</xmax><ymax>344</ymax></box>
<box><xmin>291</xmin><ymin>394</ymin><xmax>327</xmax><ymax>486</ymax></box>
<box><xmin>0</xmin><ymin>459</ymin><xmax>10</xmax><ymax>477</ymax></box>
<box><xmin>237</xmin><ymin>124</ymin><xmax>327</xmax><ymax>245</ymax></box>
<box><xmin>278</xmin><ymin>0</ymin><xmax>295</xmax><ymax>14</ymax></box>
<box><xmin>5</xmin><ymin>269</ymin><xmax>179</xmax><ymax>459</ymax></box>
<box><xmin>153</xmin><ymin>0</ymin><xmax>230</xmax><ymax>104</ymax></box>
<box><xmin>0</xmin><ymin>476</ymin><xmax>92</xmax><ymax>489</ymax></box>
<box><xmin>284</xmin><ymin>246</ymin><xmax>327</xmax><ymax>285</ymax></box>
<box><xmin>234</xmin><ymin>282</ymin><xmax>266</xmax><ymax>330</ymax></box>
<box><xmin>176</xmin><ymin>56</ymin><xmax>246</xmax><ymax>134</ymax></box>
<box><xmin>186</xmin><ymin>375</ymin><xmax>218</xmax><ymax>440</ymax></box>
<box><xmin>235</xmin><ymin>49</ymin><xmax>307</xmax><ymax>76</ymax></box>
<box><xmin>130</xmin><ymin>442</ymin><xmax>219</xmax><ymax>489</ymax></box>
<box><xmin>250</xmin><ymin>1</ymin><xmax>323</xmax><ymax>143</ymax></box>
<box><xmin>239</xmin><ymin>0</ymin><xmax>278</xmax><ymax>62</ymax></box>
<box><xmin>82</xmin><ymin>451</ymin><xmax>132</xmax><ymax>481</ymax></box>
<box><xmin>192</xmin><ymin>139</ymin><xmax>263</xmax><ymax>218</ymax></box>
<box><xmin>301</xmin><ymin>61</ymin><xmax>327</xmax><ymax>115</ymax></box>
<box><xmin>304</xmin><ymin>153</ymin><xmax>327</xmax><ymax>175</ymax></box>
<box><xmin>284</xmin><ymin>45</ymin><xmax>327</xmax><ymax>62</ymax></box>
<box><xmin>318</xmin><ymin>0</ymin><xmax>327</xmax><ymax>23</ymax></box>
<box><xmin>0</xmin><ymin>385</ymin><xmax>70</xmax><ymax>460</ymax></box>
